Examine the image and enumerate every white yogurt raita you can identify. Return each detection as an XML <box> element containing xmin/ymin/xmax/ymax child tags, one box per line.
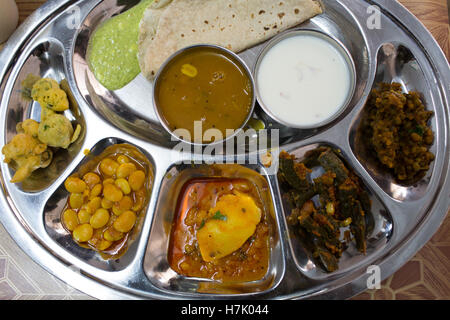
<box><xmin>256</xmin><ymin>33</ymin><xmax>353</xmax><ymax>128</ymax></box>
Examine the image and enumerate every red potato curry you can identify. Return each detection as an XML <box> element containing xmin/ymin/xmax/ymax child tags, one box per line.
<box><xmin>168</xmin><ymin>178</ymin><xmax>270</xmax><ymax>282</ymax></box>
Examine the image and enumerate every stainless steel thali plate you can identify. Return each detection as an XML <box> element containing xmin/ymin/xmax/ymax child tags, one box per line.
<box><xmin>0</xmin><ymin>0</ymin><xmax>448</xmax><ymax>299</ymax></box>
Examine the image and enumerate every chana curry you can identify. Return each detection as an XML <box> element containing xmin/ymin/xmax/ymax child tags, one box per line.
<box><xmin>168</xmin><ymin>178</ymin><xmax>270</xmax><ymax>282</ymax></box>
<box><xmin>155</xmin><ymin>46</ymin><xmax>253</xmax><ymax>143</ymax></box>
<box><xmin>61</xmin><ymin>144</ymin><xmax>152</xmax><ymax>259</ymax></box>
<box><xmin>360</xmin><ymin>82</ymin><xmax>435</xmax><ymax>183</ymax></box>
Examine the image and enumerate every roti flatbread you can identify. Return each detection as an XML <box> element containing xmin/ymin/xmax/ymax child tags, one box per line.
<box><xmin>138</xmin><ymin>0</ymin><xmax>322</xmax><ymax>80</ymax></box>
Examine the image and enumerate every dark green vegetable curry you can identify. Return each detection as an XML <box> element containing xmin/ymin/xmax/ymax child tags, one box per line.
<box><xmin>279</xmin><ymin>147</ymin><xmax>373</xmax><ymax>273</ymax></box>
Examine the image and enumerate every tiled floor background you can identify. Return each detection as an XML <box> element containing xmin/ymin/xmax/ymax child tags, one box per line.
<box><xmin>0</xmin><ymin>223</ymin><xmax>91</xmax><ymax>299</ymax></box>
<box><xmin>0</xmin><ymin>0</ymin><xmax>447</xmax><ymax>300</ymax></box>
<box><xmin>353</xmin><ymin>214</ymin><xmax>450</xmax><ymax>300</ymax></box>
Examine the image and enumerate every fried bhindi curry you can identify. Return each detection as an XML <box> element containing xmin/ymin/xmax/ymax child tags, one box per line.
<box><xmin>2</xmin><ymin>75</ymin><xmax>82</xmax><ymax>183</ymax></box>
<box><xmin>279</xmin><ymin>147</ymin><xmax>373</xmax><ymax>273</ymax></box>
<box><xmin>360</xmin><ymin>82</ymin><xmax>435</xmax><ymax>183</ymax></box>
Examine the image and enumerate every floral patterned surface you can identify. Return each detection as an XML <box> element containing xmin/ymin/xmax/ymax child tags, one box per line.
<box><xmin>0</xmin><ymin>0</ymin><xmax>447</xmax><ymax>300</ymax></box>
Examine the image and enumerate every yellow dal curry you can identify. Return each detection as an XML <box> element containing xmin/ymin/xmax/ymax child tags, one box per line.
<box><xmin>155</xmin><ymin>47</ymin><xmax>253</xmax><ymax>143</ymax></box>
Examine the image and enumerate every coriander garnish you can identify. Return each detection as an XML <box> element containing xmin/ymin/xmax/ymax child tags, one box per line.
<box><xmin>211</xmin><ymin>210</ymin><xmax>227</xmax><ymax>221</ymax></box>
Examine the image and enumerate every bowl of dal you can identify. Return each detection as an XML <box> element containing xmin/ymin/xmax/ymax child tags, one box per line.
<box><xmin>152</xmin><ymin>44</ymin><xmax>256</xmax><ymax>145</ymax></box>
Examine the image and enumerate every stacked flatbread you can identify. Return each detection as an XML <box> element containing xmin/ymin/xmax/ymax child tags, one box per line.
<box><xmin>138</xmin><ymin>0</ymin><xmax>323</xmax><ymax>80</ymax></box>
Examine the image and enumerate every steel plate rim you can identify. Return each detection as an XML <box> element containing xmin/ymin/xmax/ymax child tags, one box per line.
<box><xmin>0</xmin><ymin>0</ymin><xmax>448</xmax><ymax>300</ymax></box>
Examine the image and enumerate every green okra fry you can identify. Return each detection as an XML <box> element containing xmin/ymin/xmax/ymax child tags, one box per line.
<box><xmin>337</xmin><ymin>178</ymin><xmax>359</xmax><ymax>218</ymax></box>
<box><xmin>280</xmin><ymin>147</ymin><xmax>372</xmax><ymax>272</ymax></box>
<box><xmin>318</xmin><ymin>149</ymin><xmax>350</xmax><ymax>185</ymax></box>
<box><xmin>279</xmin><ymin>157</ymin><xmax>311</xmax><ymax>193</ymax></box>
<box><xmin>358</xmin><ymin>189</ymin><xmax>374</xmax><ymax>236</ymax></box>
<box><xmin>350</xmin><ymin>200</ymin><xmax>367</xmax><ymax>253</ymax></box>
<box><xmin>337</xmin><ymin>180</ymin><xmax>367</xmax><ymax>253</ymax></box>
<box><xmin>313</xmin><ymin>210</ymin><xmax>341</xmax><ymax>237</ymax></box>
<box><xmin>302</xmin><ymin>146</ymin><xmax>330</xmax><ymax>168</ymax></box>
<box><xmin>313</xmin><ymin>171</ymin><xmax>336</xmax><ymax>208</ymax></box>
<box><xmin>299</xmin><ymin>215</ymin><xmax>343</xmax><ymax>253</ymax></box>
<box><xmin>292</xmin><ymin>188</ymin><xmax>316</xmax><ymax>208</ymax></box>
<box><xmin>313</xmin><ymin>241</ymin><xmax>340</xmax><ymax>273</ymax></box>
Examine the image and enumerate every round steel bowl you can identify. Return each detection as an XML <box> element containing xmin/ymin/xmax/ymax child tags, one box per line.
<box><xmin>253</xmin><ymin>28</ymin><xmax>357</xmax><ymax>130</ymax></box>
<box><xmin>152</xmin><ymin>44</ymin><xmax>256</xmax><ymax>147</ymax></box>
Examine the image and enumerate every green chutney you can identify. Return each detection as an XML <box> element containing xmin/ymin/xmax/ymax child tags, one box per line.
<box><xmin>87</xmin><ymin>0</ymin><xmax>153</xmax><ymax>90</ymax></box>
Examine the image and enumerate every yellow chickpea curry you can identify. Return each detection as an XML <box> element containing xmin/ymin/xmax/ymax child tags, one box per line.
<box><xmin>61</xmin><ymin>144</ymin><xmax>153</xmax><ymax>259</ymax></box>
<box><xmin>168</xmin><ymin>178</ymin><xmax>270</xmax><ymax>282</ymax></box>
<box><xmin>155</xmin><ymin>47</ymin><xmax>253</xmax><ymax>143</ymax></box>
